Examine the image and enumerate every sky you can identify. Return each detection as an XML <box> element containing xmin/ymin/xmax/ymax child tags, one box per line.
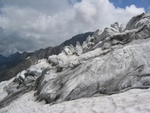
<box><xmin>0</xmin><ymin>0</ymin><xmax>149</xmax><ymax>56</ymax></box>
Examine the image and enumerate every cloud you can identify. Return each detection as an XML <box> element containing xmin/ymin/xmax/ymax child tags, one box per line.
<box><xmin>0</xmin><ymin>0</ymin><xmax>145</xmax><ymax>56</ymax></box>
<box><xmin>74</xmin><ymin>1</ymin><xmax>97</xmax><ymax>24</ymax></box>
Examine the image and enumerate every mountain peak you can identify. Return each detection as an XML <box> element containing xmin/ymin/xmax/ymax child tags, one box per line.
<box><xmin>0</xmin><ymin>54</ymin><xmax>5</xmax><ymax>58</ymax></box>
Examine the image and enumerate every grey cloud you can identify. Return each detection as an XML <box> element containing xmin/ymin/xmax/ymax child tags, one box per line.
<box><xmin>0</xmin><ymin>28</ymin><xmax>40</xmax><ymax>55</ymax></box>
<box><xmin>1</xmin><ymin>0</ymin><xmax>70</xmax><ymax>15</ymax></box>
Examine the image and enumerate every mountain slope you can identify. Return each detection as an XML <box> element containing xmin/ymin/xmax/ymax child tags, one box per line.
<box><xmin>0</xmin><ymin>32</ymin><xmax>93</xmax><ymax>82</ymax></box>
<box><xmin>0</xmin><ymin>54</ymin><xmax>6</xmax><ymax>67</ymax></box>
<box><xmin>0</xmin><ymin>12</ymin><xmax>150</xmax><ymax>113</ymax></box>
<box><xmin>0</xmin><ymin>52</ymin><xmax>21</xmax><ymax>68</ymax></box>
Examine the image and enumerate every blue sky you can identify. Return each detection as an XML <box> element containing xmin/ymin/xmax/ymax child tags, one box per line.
<box><xmin>109</xmin><ymin>0</ymin><xmax>150</xmax><ymax>11</ymax></box>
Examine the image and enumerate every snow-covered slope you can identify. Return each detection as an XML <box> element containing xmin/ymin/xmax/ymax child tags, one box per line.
<box><xmin>1</xmin><ymin>89</ymin><xmax>150</xmax><ymax>113</ymax></box>
<box><xmin>0</xmin><ymin>12</ymin><xmax>150</xmax><ymax>113</ymax></box>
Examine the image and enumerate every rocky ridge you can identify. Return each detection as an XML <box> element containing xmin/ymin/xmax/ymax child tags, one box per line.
<box><xmin>0</xmin><ymin>32</ymin><xmax>93</xmax><ymax>82</ymax></box>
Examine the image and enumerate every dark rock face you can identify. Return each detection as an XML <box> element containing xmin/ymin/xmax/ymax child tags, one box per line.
<box><xmin>0</xmin><ymin>32</ymin><xmax>93</xmax><ymax>82</ymax></box>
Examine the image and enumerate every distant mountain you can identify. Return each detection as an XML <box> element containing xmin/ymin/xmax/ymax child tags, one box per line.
<box><xmin>0</xmin><ymin>52</ymin><xmax>21</xmax><ymax>68</ymax></box>
<box><xmin>0</xmin><ymin>54</ymin><xmax>5</xmax><ymax>64</ymax></box>
<box><xmin>0</xmin><ymin>32</ymin><xmax>93</xmax><ymax>82</ymax></box>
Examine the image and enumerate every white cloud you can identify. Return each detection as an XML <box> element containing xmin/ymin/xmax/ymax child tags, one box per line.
<box><xmin>0</xmin><ymin>0</ymin><xmax>145</xmax><ymax>55</ymax></box>
<box><xmin>74</xmin><ymin>1</ymin><xmax>97</xmax><ymax>24</ymax></box>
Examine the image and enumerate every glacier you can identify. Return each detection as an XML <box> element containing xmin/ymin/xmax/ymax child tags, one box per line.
<box><xmin>0</xmin><ymin>12</ymin><xmax>150</xmax><ymax>113</ymax></box>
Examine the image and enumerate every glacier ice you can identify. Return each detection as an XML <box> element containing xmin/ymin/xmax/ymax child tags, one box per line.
<box><xmin>0</xmin><ymin>12</ymin><xmax>150</xmax><ymax>111</ymax></box>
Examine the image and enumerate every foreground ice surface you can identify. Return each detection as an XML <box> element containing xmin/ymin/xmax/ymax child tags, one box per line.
<box><xmin>0</xmin><ymin>89</ymin><xmax>150</xmax><ymax>113</ymax></box>
<box><xmin>0</xmin><ymin>78</ymin><xmax>14</xmax><ymax>101</ymax></box>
